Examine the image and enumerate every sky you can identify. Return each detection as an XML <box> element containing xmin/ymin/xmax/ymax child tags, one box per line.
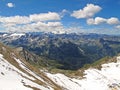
<box><xmin>0</xmin><ymin>0</ymin><xmax>120</xmax><ymax>34</ymax></box>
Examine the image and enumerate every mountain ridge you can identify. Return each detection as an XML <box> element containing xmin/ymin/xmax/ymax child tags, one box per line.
<box><xmin>1</xmin><ymin>32</ymin><xmax>120</xmax><ymax>70</ymax></box>
<box><xmin>0</xmin><ymin>42</ymin><xmax>62</xmax><ymax>90</ymax></box>
<box><xmin>1</xmin><ymin>42</ymin><xmax>120</xmax><ymax>90</ymax></box>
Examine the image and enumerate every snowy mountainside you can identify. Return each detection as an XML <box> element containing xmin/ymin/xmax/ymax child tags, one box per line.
<box><xmin>46</xmin><ymin>57</ymin><xmax>120</xmax><ymax>90</ymax></box>
<box><xmin>0</xmin><ymin>43</ymin><xmax>120</xmax><ymax>90</ymax></box>
<box><xmin>0</xmin><ymin>33</ymin><xmax>25</xmax><ymax>44</ymax></box>
<box><xmin>1</xmin><ymin>33</ymin><xmax>25</xmax><ymax>38</ymax></box>
<box><xmin>0</xmin><ymin>43</ymin><xmax>61</xmax><ymax>90</ymax></box>
<box><xmin>0</xmin><ymin>54</ymin><xmax>43</xmax><ymax>90</ymax></box>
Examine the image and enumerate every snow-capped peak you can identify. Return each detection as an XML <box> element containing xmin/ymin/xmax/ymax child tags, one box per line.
<box><xmin>10</xmin><ymin>33</ymin><xmax>25</xmax><ymax>37</ymax></box>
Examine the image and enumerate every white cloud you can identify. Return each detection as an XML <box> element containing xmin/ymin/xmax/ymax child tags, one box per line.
<box><xmin>107</xmin><ymin>17</ymin><xmax>120</xmax><ymax>25</ymax></box>
<box><xmin>7</xmin><ymin>3</ymin><xmax>14</xmax><ymax>8</ymax></box>
<box><xmin>71</xmin><ymin>4</ymin><xmax>102</xmax><ymax>19</ymax></box>
<box><xmin>94</xmin><ymin>17</ymin><xmax>106</xmax><ymax>25</ymax></box>
<box><xmin>31</xmin><ymin>22</ymin><xmax>63</xmax><ymax>31</ymax></box>
<box><xmin>31</xmin><ymin>21</ymin><xmax>62</xmax><ymax>28</ymax></box>
<box><xmin>87</xmin><ymin>17</ymin><xmax>106</xmax><ymax>25</ymax></box>
<box><xmin>0</xmin><ymin>12</ymin><xmax>63</xmax><ymax>33</ymax></box>
<box><xmin>61</xmin><ymin>9</ymin><xmax>68</xmax><ymax>13</ymax></box>
<box><xmin>29</xmin><ymin>12</ymin><xmax>61</xmax><ymax>22</ymax></box>
<box><xmin>0</xmin><ymin>16</ymin><xmax>30</xmax><ymax>26</ymax></box>
<box><xmin>87</xmin><ymin>18</ymin><xmax>95</xmax><ymax>25</ymax></box>
<box><xmin>2</xmin><ymin>20</ymin><xmax>64</xmax><ymax>33</ymax></box>
<box><xmin>0</xmin><ymin>12</ymin><xmax>61</xmax><ymax>26</ymax></box>
<box><xmin>115</xmin><ymin>25</ymin><xmax>120</xmax><ymax>29</ymax></box>
<box><xmin>5</xmin><ymin>21</ymin><xmax>64</xmax><ymax>33</ymax></box>
<box><xmin>87</xmin><ymin>17</ymin><xmax>120</xmax><ymax>25</ymax></box>
<box><xmin>60</xmin><ymin>9</ymin><xmax>69</xmax><ymax>17</ymax></box>
<box><xmin>47</xmin><ymin>22</ymin><xmax>62</xmax><ymax>27</ymax></box>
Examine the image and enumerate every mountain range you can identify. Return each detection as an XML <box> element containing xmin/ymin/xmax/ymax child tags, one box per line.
<box><xmin>0</xmin><ymin>32</ymin><xmax>120</xmax><ymax>70</ymax></box>
<box><xmin>0</xmin><ymin>41</ymin><xmax>120</xmax><ymax>90</ymax></box>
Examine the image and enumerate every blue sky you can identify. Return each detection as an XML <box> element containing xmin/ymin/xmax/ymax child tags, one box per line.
<box><xmin>0</xmin><ymin>0</ymin><xmax>120</xmax><ymax>34</ymax></box>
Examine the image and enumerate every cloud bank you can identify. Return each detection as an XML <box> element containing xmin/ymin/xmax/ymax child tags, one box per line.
<box><xmin>0</xmin><ymin>12</ymin><xmax>64</xmax><ymax>33</ymax></box>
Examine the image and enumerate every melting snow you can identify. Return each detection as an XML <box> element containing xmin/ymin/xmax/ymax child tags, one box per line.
<box><xmin>1</xmin><ymin>51</ymin><xmax>120</xmax><ymax>90</ymax></box>
<box><xmin>14</xmin><ymin>57</ymin><xmax>45</xmax><ymax>82</ymax></box>
<box><xmin>0</xmin><ymin>54</ymin><xmax>53</xmax><ymax>90</ymax></box>
<box><xmin>46</xmin><ymin>56</ymin><xmax>120</xmax><ymax>90</ymax></box>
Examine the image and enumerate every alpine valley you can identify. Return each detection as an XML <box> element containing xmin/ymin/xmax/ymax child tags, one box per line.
<box><xmin>1</xmin><ymin>0</ymin><xmax>120</xmax><ymax>90</ymax></box>
<box><xmin>0</xmin><ymin>32</ymin><xmax>120</xmax><ymax>70</ymax></box>
<box><xmin>0</xmin><ymin>32</ymin><xmax>120</xmax><ymax>90</ymax></box>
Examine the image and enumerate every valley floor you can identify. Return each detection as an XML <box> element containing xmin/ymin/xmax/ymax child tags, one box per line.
<box><xmin>1</xmin><ymin>49</ymin><xmax>120</xmax><ymax>90</ymax></box>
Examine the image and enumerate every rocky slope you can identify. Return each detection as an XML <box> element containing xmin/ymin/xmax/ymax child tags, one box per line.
<box><xmin>0</xmin><ymin>43</ymin><xmax>120</xmax><ymax>90</ymax></box>
<box><xmin>0</xmin><ymin>43</ymin><xmax>61</xmax><ymax>90</ymax></box>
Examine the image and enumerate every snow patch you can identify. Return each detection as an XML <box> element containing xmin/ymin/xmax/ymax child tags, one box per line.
<box><xmin>0</xmin><ymin>54</ymin><xmax>53</xmax><ymax>90</ymax></box>
<box><xmin>2</xmin><ymin>34</ymin><xmax>7</xmax><ymax>37</ymax></box>
<box><xmin>46</xmin><ymin>56</ymin><xmax>120</xmax><ymax>90</ymax></box>
<box><xmin>10</xmin><ymin>33</ymin><xmax>25</xmax><ymax>37</ymax></box>
<box><xmin>117</xmin><ymin>56</ymin><xmax>120</xmax><ymax>63</ymax></box>
<box><xmin>14</xmin><ymin>57</ymin><xmax>45</xmax><ymax>82</ymax></box>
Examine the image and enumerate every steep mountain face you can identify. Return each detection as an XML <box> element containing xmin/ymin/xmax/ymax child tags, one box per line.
<box><xmin>0</xmin><ymin>32</ymin><xmax>120</xmax><ymax>70</ymax></box>
<box><xmin>17</xmin><ymin>47</ymin><xmax>62</xmax><ymax>69</ymax></box>
<box><xmin>0</xmin><ymin>43</ymin><xmax>120</xmax><ymax>90</ymax></box>
<box><xmin>0</xmin><ymin>43</ymin><xmax>61</xmax><ymax>90</ymax></box>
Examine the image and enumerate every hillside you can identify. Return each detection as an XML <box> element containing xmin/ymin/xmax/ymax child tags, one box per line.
<box><xmin>0</xmin><ymin>43</ymin><xmax>61</xmax><ymax>90</ymax></box>
<box><xmin>0</xmin><ymin>43</ymin><xmax>120</xmax><ymax>90</ymax></box>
